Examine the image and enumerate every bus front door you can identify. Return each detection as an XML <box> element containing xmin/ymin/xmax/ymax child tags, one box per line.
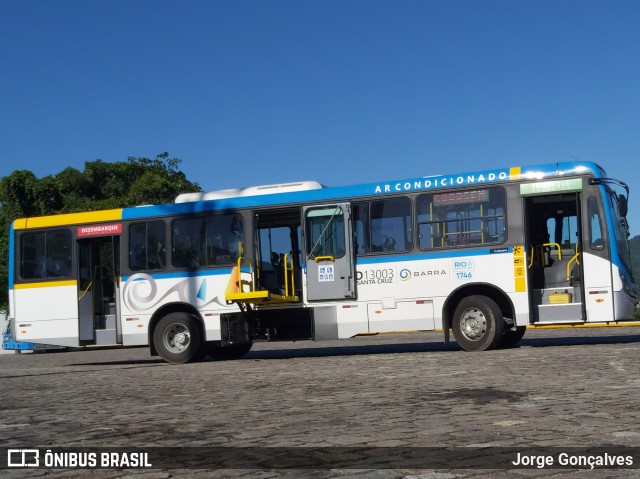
<box><xmin>77</xmin><ymin>236</ymin><xmax>122</xmax><ymax>345</ymax></box>
<box><xmin>525</xmin><ymin>187</ymin><xmax>615</xmax><ymax>324</ymax></box>
<box><xmin>303</xmin><ymin>203</ymin><xmax>355</xmax><ymax>301</ymax></box>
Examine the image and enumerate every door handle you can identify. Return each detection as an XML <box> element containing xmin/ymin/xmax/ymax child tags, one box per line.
<box><xmin>314</xmin><ymin>256</ymin><xmax>335</xmax><ymax>263</ymax></box>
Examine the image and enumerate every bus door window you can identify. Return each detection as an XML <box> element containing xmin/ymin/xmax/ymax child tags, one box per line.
<box><xmin>547</xmin><ymin>214</ymin><xmax>578</xmax><ymax>257</ymax></box>
<box><xmin>306</xmin><ymin>207</ymin><xmax>346</xmax><ymax>259</ymax></box>
<box><xmin>606</xmin><ymin>189</ymin><xmax>632</xmax><ymax>269</ymax></box>
<box><xmin>588</xmin><ymin>197</ymin><xmax>604</xmax><ymax>251</ymax></box>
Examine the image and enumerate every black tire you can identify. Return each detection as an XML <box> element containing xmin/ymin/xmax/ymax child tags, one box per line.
<box><xmin>207</xmin><ymin>342</ymin><xmax>253</xmax><ymax>361</ymax></box>
<box><xmin>452</xmin><ymin>295</ymin><xmax>504</xmax><ymax>351</ymax></box>
<box><xmin>497</xmin><ymin>326</ymin><xmax>526</xmax><ymax>349</ymax></box>
<box><xmin>153</xmin><ymin>313</ymin><xmax>203</xmax><ymax>364</ymax></box>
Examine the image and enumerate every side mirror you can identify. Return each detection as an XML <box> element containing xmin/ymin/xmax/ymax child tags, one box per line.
<box><xmin>618</xmin><ymin>194</ymin><xmax>628</xmax><ymax>218</ymax></box>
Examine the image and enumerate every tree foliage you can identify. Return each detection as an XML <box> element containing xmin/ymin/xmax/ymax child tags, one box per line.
<box><xmin>0</xmin><ymin>153</ymin><xmax>200</xmax><ymax>312</ymax></box>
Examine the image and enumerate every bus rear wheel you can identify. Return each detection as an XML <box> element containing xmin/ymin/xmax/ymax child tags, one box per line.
<box><xmin>207</xmin><ymin>342</ymin><xmax>253</xmax><ymax>360</ymax></box>
<box><xmin>153</xmin><ymin>313</ymin><xmax>203</xmax><ymax>364</ymax></box>
<box><xmin>452</xmin><ymin>295</ymin><xmax>504</xmax><ymax>351</ymax></box>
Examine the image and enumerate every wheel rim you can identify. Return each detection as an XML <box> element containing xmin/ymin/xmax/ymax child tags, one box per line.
<box><xmin>163</xmin><ymin>323</ymin><xmax>191</xmax><ymax>353</ymax></box>
<box><xmin>459</xmin><ymin>307</ymin><xmax>487</xmax><ymax>341</ymax></box>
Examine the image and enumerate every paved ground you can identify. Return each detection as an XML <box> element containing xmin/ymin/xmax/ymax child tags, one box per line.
<box><xmin>1</xmin><ymin>326</ymin><xmax>640</xmax><ymax>478</ymax></box>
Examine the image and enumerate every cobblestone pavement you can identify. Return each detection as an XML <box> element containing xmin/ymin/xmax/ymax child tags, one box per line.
<box><xmin>1</xmin><ymin>326</ymin><xmax>640</xmax><ymax>479</ymax></box>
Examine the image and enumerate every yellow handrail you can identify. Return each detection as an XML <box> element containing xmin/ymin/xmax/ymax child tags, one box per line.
<box><xmin>282</xmin><ymin>254</ymin><xmax>295</xmax><ymax>297</ymax></box>
<box><xmin>234</xmin><ymin>242</ymin><xmax>255</xmax><ymax>292</ymax></box>
<box><xmin>543</xmin><ymin>242</ymin><xmax>562</xmax><ymax>260</ymax></box>
<box><xmin>566</xmin><ymin>245</ymin><xmax>580</xmax><ymax>281</ymax></box>
<box><xmin>78</xmin><ymin>280</ymin><xmax>93</xmax><ymax>301</ymax></box>
<box><xmin>314</xmin><ymin>256</ymin><xmax>335</xmax><ymax>263</ymax></box>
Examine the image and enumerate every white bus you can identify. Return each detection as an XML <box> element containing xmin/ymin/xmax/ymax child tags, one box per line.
<box><xmin>7</xmin><ymin>161</ymin><xmax>636</xmax><ymax>363</ymax></box>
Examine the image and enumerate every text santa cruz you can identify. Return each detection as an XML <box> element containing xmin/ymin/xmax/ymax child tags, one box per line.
<box><xmin>373</xmin><ymin>170</ymin><xmax>510</xmax><ymax>194</ymax></box>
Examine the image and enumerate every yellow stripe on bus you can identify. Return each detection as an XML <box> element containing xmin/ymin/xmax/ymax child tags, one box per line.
<box><xmin>509</xmin><ymin>166</ymin><xmax>521</xmax><ymax>180</ymax></box>
<box><xmin>13</xmin><ymin>209</ymin><xmax>123</xmax><ymax>230</ymax></box>
<box><xmin>14</xmin><ymin>280</ymin><xmax>78</xmax><ymax>289</ymax></box>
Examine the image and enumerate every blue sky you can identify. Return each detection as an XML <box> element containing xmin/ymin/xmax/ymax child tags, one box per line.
<box><xmin>1</xmin><ymin>1</ymin><xmax>639</xmax><ymax>234</ymax></box>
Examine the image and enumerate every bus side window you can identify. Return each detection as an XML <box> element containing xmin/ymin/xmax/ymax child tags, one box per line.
<box><xmin>20</xmin><ymin>230</ymin><xmax>71</xmax><ymax>279</ymax></box>
<box><xmin>130</xmin><ymin>221</ymin><xmax>167</xmax><ymax>272</ymax></box>
<box><xmin>417</xmin><ymin>187</ymin><xmax>505</xmax><ymax>250</ymax></box>
<box><xmin>172</xmin><ymin>218</ymin><xmax>205</xmax><ymax>268</ymax></box>
<box><xmin>45</xmin><ymin>230</ymin><xmax>71</xmax><ymax>277</ymax></box>
<box><xmin>370</xmin><ymin>197</ymin><xmax>412</xmax><ymax>253</ymax></box>
<box><xmin>129</xmin><ymin>223</ymin><xmax>147</xmax><ymax>271</ymax></box>
<box><xmin>205</xmin><ymin>213</ymin><xmax>243</xmax><ymax>265</ymax></box>
<box><xmin>352</xmin><ymin>202</ymin><xmax>370</xmax><ymax>255</ymax></box>
<box><xmin>21</xmin><ymin>233</ymin><xmax>45</xmax><ymax>279</ymax></box>
<box><xmin>146</xmin><ymin>221</ymin><xmax>167</xmax><ymax>270</ymax></box>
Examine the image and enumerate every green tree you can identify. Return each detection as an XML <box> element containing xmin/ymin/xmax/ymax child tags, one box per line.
<box><xmin>0</xmin><ymin>153</ymin><xmax>200</xmax><ymax>312</ymax></box>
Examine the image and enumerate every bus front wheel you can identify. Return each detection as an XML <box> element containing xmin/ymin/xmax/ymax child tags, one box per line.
<box><xmin>153</xmin><ymin>312</ymin><xmax>203</xmax><ymax>364</ymax></box>
<box><xmin>452</xmin><ymin>295</ymin><xmax>504</xmax><ymax>351</ymax></box>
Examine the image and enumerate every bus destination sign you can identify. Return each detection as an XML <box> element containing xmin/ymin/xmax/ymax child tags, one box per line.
<box><xmin>77</xmin><ymin>223</ymin><xmax>123</xmax><ymax>237</ymax></box>
<box><xmin>520</xmin><ymin>178</ymin><xmax>583</xmax><ymax>196</ymax></box>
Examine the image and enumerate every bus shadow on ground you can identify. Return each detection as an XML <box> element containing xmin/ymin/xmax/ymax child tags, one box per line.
<box><xmin>72</xmin><ymin>342</ymin><xmax>458</xmax><ymax>367</ymax></box>
<box><xmin>243</xmin><ymin>341</ymin><xmax>459</xmax><ymax>360</ymax></box>
<box><xmin>242</xmin><ymin>332</ymin><xmax>640</xmax><ymax>360</ymax></box>
<box><xmin>70</xmin><ymin>333</ymin><xmax>640</xmax><ymax>366</ymax></box>
<box><xmin>519</xmin><ymin>333</ymin><xmax>640</xmax><ymax>348</ymax></box>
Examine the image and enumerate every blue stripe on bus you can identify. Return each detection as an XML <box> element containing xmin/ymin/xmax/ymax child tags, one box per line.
<box><xmin>355</xmin><ymin>247</ymin><xmax>510</xmax><ymax>265</ymax></box>
<box><xmin>121</xmin><ymin>268</ymin><xmax>233</xmax><ymax>282</ymax></box>
<box><xmin>301</xmin><ymin>247</ymin><xmax>510</xmax><ymax>270</ymax></box>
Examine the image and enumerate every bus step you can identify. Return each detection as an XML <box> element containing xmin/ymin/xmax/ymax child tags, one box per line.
<box><xmin>537</xmin><ymin>303</ymin><xmax>584</xmax><ymax>323</ymax></box>
<box><xmin>95</xmin><ymin>328</ymin><xmax>117</xmax><ymax>345</ymax></box>
<box><xmin>95</xmin><ymin>315</ymin><xmax>116</xmax><ymax>329</ymax></box>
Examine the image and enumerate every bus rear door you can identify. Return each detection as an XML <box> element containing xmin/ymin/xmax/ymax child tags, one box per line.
<box><xmin>77</xmin><ymin>233</ymin><xmax>122</xmax><ymax>345</ymax></box>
